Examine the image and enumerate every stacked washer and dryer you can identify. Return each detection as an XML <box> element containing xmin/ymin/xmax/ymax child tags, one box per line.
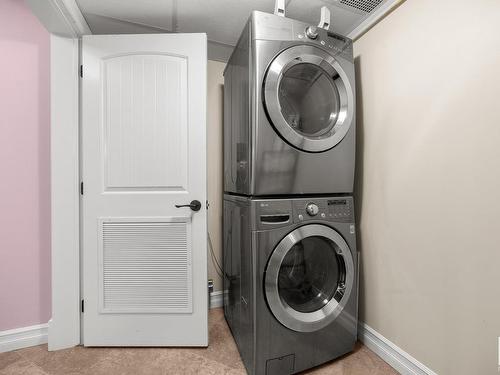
<box><xmin>223</xmin><ymin>10</ymin><xmax>358</xmax><ymax>375</ymax></box>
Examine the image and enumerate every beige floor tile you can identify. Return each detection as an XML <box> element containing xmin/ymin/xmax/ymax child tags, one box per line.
<box><xmin>15</xmin><ymin>344</ymin><xmax>112</xmax><ymax>375</ymax></box>
<box><xmin>0</xmin><ymin>309</ymin><xmax>398</xmax><ymax>375</ymax></box>
<box><xmin>0</xmin><ymin>359</ymin><xmax>48</xmax><ymax>375</ymax></box>
<box><xmin>194</xmin><ymin>315</ymin><xmax>246</xmax><ymax>371</ymax></box>
<box><xmin>78</xmin><ymin>347</ymin><xmax>239</xmax><ymax>375</ymax></box>
<box><xmin>209</xmin><ymin>307</ymin><xmax>226</xmax><ymax>325</ymax></box>
<box><xmin>0</xmin><ymin>351</ymin><xmax>23</xmax><ymax>371</ymax></box>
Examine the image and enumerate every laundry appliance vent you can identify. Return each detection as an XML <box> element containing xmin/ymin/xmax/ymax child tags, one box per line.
<box><xmin>338</xmin><ymin>0</ymin><xmax>383</xmax><ymax>13</ymax></box>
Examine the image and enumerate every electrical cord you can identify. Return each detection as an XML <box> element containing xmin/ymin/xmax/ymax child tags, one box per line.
<box><xmin>208</xmin><ymin>232</ymin><xmax>224</xmax><ymax>279</ymax></box>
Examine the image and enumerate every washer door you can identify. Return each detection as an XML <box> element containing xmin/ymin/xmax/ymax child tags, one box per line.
<box><xmin>265</xmin><ymin>224</ymin><xmax>354</xmax><ymax>332</ymax></box>
<box><xmin>264</xmin><ymin>45</ymin><xmax>354</xmax><ymax>153</ymax></box>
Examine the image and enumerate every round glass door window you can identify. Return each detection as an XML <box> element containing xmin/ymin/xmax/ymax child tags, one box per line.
<box><xmin>264</xmin><ymin>45</ymin><xmax>354</xmax><ymax>153</ymax></box>
<box><xmin>278</xmin><ymin>236</ymin><xmax>344</xmax><ymax>314</ymax></box>
<box><xmin>265</xmin><ymin>224</ymin><xmax>354</xmax><ymax>332</ymax></box>
<box><xmin>279</xmin><ymin>64</ymin><xmax>340</xmax><ymax>138</ymax></box>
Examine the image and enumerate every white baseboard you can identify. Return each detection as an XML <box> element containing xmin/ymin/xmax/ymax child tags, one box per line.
<box><xmin>358</xmin><ymin>322</ymin><xmax>437</xmax><ymax>375</ymax></box>
<box><xmin>0</xmin><ymin>292</ymin><xmax>222</xmax><ymax>353</ymax></box>
<box><xmin>210</xmin><ymin>293</ymin><xmax>436</xmax><ymax>375</ymax></box>
<box><xmin>0</xmin><ymin>324</ymin><xmax>48</xmax><ymax>353</ymax></box>
<box><xmin>0</xmin><ymin>299</ymin><xmax>436</xmax><ymax>375</ymax></box>
<box><xmin>209</xmin><ymin>290</ymin><xmax>224</xmax><ymax>309</ymax></box>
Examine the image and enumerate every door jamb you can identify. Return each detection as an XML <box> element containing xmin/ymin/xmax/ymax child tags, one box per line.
<box><xmin>25</xmin><ymin>0</ymin><xmax>90</xmax><ymax>350</ymax></box>
<box><xmin>49</xmin><ymin>35</ymin><xmax>82</xmax><ymax>350</ymax></box>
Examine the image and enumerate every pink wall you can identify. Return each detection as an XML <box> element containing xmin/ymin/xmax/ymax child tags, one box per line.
<box><xmin>0</xmin><ymin>0</ymin><xmax>51</xmax><ymax>330</ymax></box>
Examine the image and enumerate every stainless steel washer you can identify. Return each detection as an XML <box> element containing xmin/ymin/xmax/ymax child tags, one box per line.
<box><xmin>224</xmin><ymin>11</ymin><xmax>356</xmax><ymax>196</ymax></box>
<box><xmin>223</xmin><ymin>194</ymin><xmax>359</xmax><ymax>375</ymax></box>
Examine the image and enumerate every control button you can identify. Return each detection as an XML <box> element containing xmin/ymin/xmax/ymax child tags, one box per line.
<box><xmin>305</xmin><ymin>203</ymin><xmax>319</xmax><ymax>216</ymax></box>
<box><xmin>320</xmin><ymin>213</ymin><xmax>326</xmax><ymax>218</ymax></box>
<box><xmin>320</xmin><ymin>40</ymin><xmax>325</xmax><ymax>45</ymax></box>
<box><xmin>298</xmin><ymin>214</ymin><xmax>304</xmax><ymax>221</ymax></box>
<box><xmin>305</xmin><ymin>26</ymin><xmax>319</xmax><ymax>40</ymax></box>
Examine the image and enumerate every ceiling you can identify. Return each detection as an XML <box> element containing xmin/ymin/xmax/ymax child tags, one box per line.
<box><xmin>76</xmin><ymin>0</ymin><xmax>390</xmax><ymax>47</ymax></box>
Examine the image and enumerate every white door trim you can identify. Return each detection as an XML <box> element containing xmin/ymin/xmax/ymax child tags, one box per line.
<box><xmin>24</xmin><ymin>0</ymin><xmax>91</xmax><ymax>351</ymax></box>
<box><xmin>48</xmin><ymin>35</ymin><xmax>82</xmax><ymax>351</ymax></box>
<box><xmin>25</xmin><ymin>0</ymin><xmax>90</xmax><ymax>38</ymax></box>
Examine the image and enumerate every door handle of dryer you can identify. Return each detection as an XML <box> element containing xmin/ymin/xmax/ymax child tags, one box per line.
<box><xmin>175</xmin><ymin>200</ymin><xmax>201</xmax><ymax>212</ymax></box>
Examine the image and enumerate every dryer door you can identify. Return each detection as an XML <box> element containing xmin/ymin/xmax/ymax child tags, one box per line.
<box><xmin>264</xmin><ymin>45</ymin><xmax>354</xmax><ymax>153</ymax></box>
<box><xmin>265</xmin><ymin>224</ymin><xmax>354</xmax><ymax>332</ymax></box>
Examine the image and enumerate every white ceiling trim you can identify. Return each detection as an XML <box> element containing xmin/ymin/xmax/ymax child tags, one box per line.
<box><xmin>55</xmin><ymin>0</ymin><xmax>92</xmax><ymax>35</ymax></box>
<box><xmin>207</xmin><ymin>41</ymin><xmax>234</xmax><ymax>63</ymax></box>
<box><xmin>83</xmin><ymin>12</ymin><xmax>172</xmax><ymax>33</ymax></box>
<box><xmin>28</xmin><ymin>0</ymin><xmax>405</xmax><ymax>59</ymax></box>
<box><xmin>26</xmin><ymin>0</ymin><xmax>91</xmax><ymax>37</ymax></box>
<box><xmin>348</xmin><ymin>0</ymin><xmax>404</xmax><ymax>40</ymax></box>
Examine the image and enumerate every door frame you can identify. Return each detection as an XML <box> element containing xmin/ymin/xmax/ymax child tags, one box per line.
<box><xmin>23</xmin><ymin>0</ymin><xmax>87</xmax><ymax>351</ymax></box>
<box><xmin>49</xmin><ymin>34</ymin><xmax>81</xmax><ymax>351</ymax></box>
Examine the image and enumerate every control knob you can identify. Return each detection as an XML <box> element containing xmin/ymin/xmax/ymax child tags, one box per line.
<box><xmin>306</xmin><ymin>203</ymin><xmax>319</xmax><ymax>216</ymax></box>
<box><xmin>305</xmin><ymin>26</ymin><xmax>319</xmax><ymax>40</ymax></box>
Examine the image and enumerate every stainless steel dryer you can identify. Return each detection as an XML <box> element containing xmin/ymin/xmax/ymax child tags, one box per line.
<box><xmin>224</xmin><ymin>11</ymin><xmax>356</xmax><ymax>196</ymax></box>
<box><xmin>223</xmin><ymin>195</ymin><xmax>358</xmax><ymax>374</ymax></box>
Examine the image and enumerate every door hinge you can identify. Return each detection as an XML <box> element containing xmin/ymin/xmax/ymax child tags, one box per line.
<box><xmin>206</xmin><ymin>200</ymin><xmax>210</xmax><ymax>210</ymax></box>
<box><xmin>79</xmin><ymin>65</ymin><xmax>83</xmax><ymax>78</ymax></box>
<box><xmin>81</xmin><ymin>299</ymin><xmax>84</xmax><ymax>313</ymax></box>
<box><xmin>80</xmin><ymin>181</ymin><xmax>84</xmax><ymax>195</ymax></box>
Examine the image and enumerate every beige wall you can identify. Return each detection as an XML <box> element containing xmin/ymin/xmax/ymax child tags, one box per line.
<box><xmin>354</xmin><ymin>0</ymin><xmax>500</xmax><ymax>374</ymax></box>
<box><xmin>207</xmin><ymin>60</ymin><xmax>225</xmax><ymax>292</ymax></box>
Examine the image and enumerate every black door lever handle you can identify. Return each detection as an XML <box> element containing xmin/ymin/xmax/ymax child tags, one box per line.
<box><xmin>175</xmin><ymin>200</ymin><xmax>201</xmax><ymax>212</ymax></box>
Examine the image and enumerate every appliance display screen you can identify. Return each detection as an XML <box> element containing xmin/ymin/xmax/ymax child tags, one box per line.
<box><xmin>328</xmin><ymin>199</ymin><xmax>347</xmax><ymax>206</ymax></box>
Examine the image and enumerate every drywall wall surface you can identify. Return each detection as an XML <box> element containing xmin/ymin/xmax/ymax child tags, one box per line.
<box><xmin>354</xmin><ymin>0</ymin><xmax>500</xmax><ymax>374</ymax></box>
<box><xmin>207</xmin><ymin>60</ymin><xmax>225</xmax><ymax>292</ymax></box>
<box><xmin>0</xmin><ymin>0</ymin><xmax>51</xmax><ymax>331</ymax></box>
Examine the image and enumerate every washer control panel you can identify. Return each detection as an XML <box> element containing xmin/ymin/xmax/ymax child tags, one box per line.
<box><xmin>326</xmin><ymin>199</ymin><xmax>353</xmax><ymax>221</ymax></box>
<box><xmin>252</xmin><ymin>197</ymin><xmax>354</xmax><ymax>229</ymax></box>
<box><xmin>293</xmin><ymin>197</ymin><xmax>354</xmax><ymax>223</ymax></box>
<box><xmin>305</xmin><ymin>202</ymin><xmax>319</xmax><ymax>216</ymax></box>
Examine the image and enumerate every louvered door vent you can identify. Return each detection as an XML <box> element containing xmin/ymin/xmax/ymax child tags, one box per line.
<box><xmin>101</xmin><ymin>220</ymin><xmax>192</xmax><ymax>313</ymax></box>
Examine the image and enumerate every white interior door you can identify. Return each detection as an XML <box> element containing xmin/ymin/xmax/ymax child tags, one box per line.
<box><xmin>81</xmin><ymin>34</ymin><xmax>207</xmax><ymax>346</ymax></box>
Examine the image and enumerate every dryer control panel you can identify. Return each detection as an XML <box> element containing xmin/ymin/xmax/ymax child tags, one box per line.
<box><xmin>251</xmin><ymin>11</ymin><xmax>354</xmax><ymax>60</ymax></box>
<box><xmin>293</xmin><ymin>197</ymin><xmax>354</xmax><ymax>223</ymax></box>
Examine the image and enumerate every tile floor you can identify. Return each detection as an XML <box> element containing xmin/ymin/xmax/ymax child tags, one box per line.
<box><xmin>0</xmin><ymin>309</ymin><xmax>398</xmax><ymax>375</ymax></box>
